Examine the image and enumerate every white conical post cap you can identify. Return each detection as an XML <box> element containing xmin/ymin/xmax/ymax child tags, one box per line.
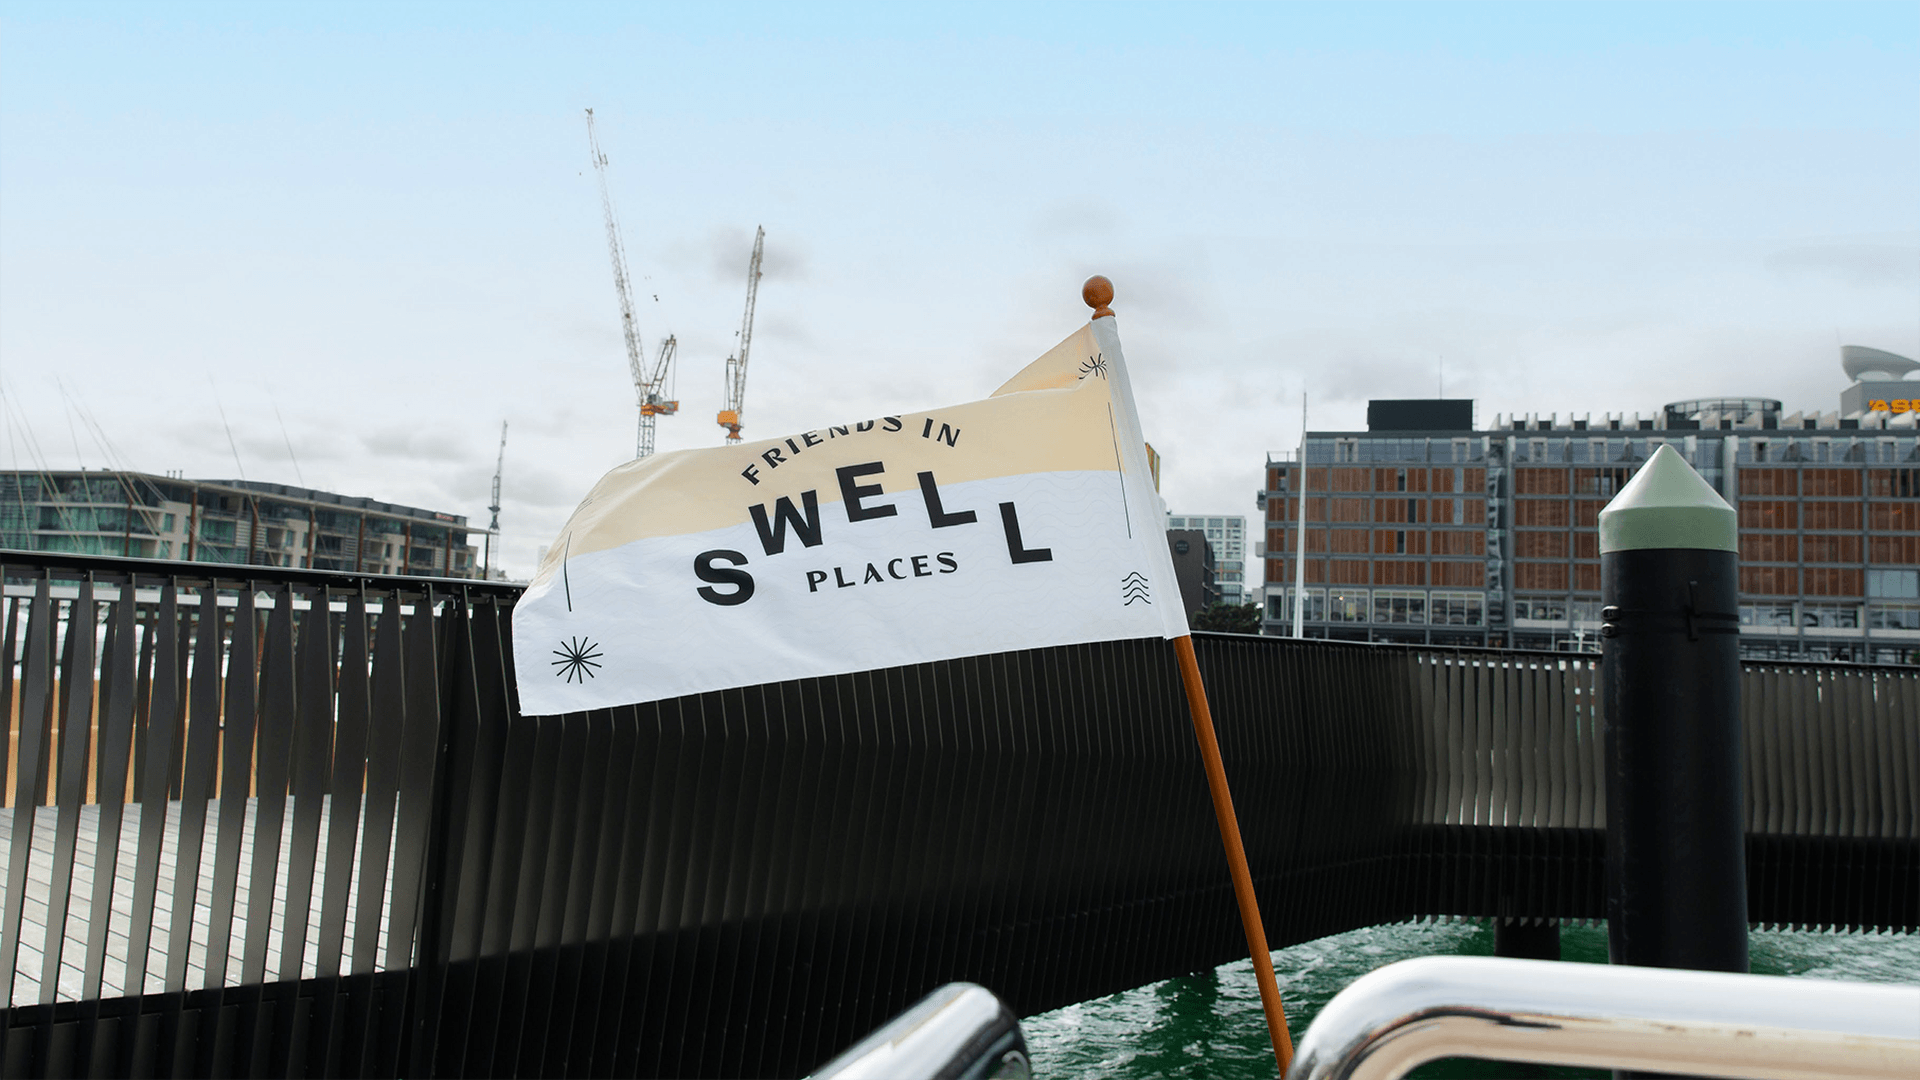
<box><xmin>1598</xmin><ymin>443</ymin><xmax>1737</xmax><ymax>553</ymax></box>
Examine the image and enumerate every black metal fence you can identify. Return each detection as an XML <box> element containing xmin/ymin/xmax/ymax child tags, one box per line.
<box><xmin>0</xmin><ymin>551</ymin><xmax>1912</xmax><ymax>1078</ymax></box>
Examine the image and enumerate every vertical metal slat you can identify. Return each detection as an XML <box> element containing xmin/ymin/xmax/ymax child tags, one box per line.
<box><xmin>1</xmin><ymin>577</ymin><xmax>55</xmax><ymax>1008</ymax></box>
<box><xmin>123</xmin><ymin>583</ymin><xmax>182</xmax><ymax>996</ymax></box>
<box><xmin>41</xmin><ymin>579</ymin><xmax>98</xmax><ymax>1004</ymax></box>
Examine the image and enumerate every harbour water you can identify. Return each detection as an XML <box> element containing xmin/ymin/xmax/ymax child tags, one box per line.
<box><xmin>1023</xmin><ymin>922</ymin><xmax>1919</xmax><ymax>1078</ymax></box>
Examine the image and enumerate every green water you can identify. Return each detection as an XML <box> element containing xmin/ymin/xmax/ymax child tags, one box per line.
<box><xmin>1021</xmin><ymin>923</ymin><xmax>1920</xmax><ymax>1079</ymax></box>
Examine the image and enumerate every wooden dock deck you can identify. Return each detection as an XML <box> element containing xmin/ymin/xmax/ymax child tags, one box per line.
<box><xmin>2</xmin><ymin>796</ymin><xmax>399</xmax><ymax>1007</ymax></box>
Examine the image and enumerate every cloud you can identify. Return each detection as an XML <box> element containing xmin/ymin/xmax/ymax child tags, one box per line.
<box><xmin>660</xmin><ymin>225</ymin><xmax>804</xmax><ymax>287</ymax></box>
<box><xmin>756</xmin><ymin>231</ymin><xmax>807</xmax><ymax>282</ymax></box>
<box><xmin>756</xmin><ymin>310</ymin><xmax>815</xmax><ymax>349</ymax></box>
<box><xmin>505</xmin><ymin>464</ymin><xmax>598</xmax><ymax>510</ymax></box>
<box><xmin>359</xmin><ymin>425</ymin><xmax>472</xmax><ymax>464</ymax></box>
<box><xmin>1766</xmin><ymin>244</ymin><xmax>1920</xmax><ymax>287</ymax></box>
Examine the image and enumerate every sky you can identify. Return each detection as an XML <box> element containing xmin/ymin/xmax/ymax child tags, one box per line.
<box><xmin>2</xmin><ymin>1</ymin><xmax>1916</xmax><ymax>582</ymax></box>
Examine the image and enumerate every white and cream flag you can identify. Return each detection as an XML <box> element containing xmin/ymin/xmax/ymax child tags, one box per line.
<box><xmin>512</xmin><ymin>316</ymin><xmax>1187</xmax><ymax>715</ymax></box>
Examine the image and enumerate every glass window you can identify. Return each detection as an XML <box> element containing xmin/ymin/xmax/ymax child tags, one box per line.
<box><xmin>1738</xmin><ymin>603</ymin><xmax>1796</xmax><ymax>626</ymax></box>
<box><xmin>1272</xmin><ymin>588</ymin><xmax>1325</xmax><ymax>622</ymax></box>
<box><xmin>1405</xmin><ymin>593</ymin><xmax>1427</xmax><ymax>624</ymax></box>
<box><xmin>1429</xmin><ymin>592</ymin><xmax>1484</xmax><ymax>626</ymax></box>
<box><xmin>1801</xmin><ymin>603</ymin><xmax>1860</xmax><ymax>629</ymax></box>
<box><xmin>1868</xmin><ymin>603</ymin><xmax>1920</xmax><ymax>630</ymax></box>
<box><xmin>1328</xmin><ymin>589</ymin><xmax>1368</xmax><ymax>622</ymax></box>
<box><xmin>1867</xmin><ymin>569</ymin><xmax>1919</xmax><ymax>600</ymax></box>
<box><xmin>1372</xmin><ymin>590</ymin><xmax>1427</xmax><ymax>624</ymax></box>
<box><xmin>1519</xmin><ymin>599</ymin><xmax>1568</xmax><ymax>622</ymax></box>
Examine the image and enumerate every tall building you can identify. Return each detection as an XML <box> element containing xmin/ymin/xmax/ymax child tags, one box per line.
<box><xmin>0</xmin><ymin>470</ymin><xmax>484</xmax><ymax>578</ymax></box>
<box><xmin>1166</xmin><ymin>528</ymin><xmax>1220</xmax><ymax>616</ymax></box>
<box><xmin>1167</xmin><ymin>513</ymin><xmax>1247</xmax><ymax>603</ymax></box>
<box><xmin>1258</xmin><ymin>349</ymin><xmax>1920</xmax><ymax>663</ymax></box>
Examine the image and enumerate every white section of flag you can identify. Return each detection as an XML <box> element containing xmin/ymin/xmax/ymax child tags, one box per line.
<box><xmin>1090</xmin><ymin>315</ymin><xmax>1187</xmax><ymax>639</ymax></box>
<box><xmin>516</xmin><ymin>470</ymin><xmax>1168</xmax><ymax>714</ymax></box>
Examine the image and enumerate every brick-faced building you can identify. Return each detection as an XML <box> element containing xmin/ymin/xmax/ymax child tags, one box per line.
<box><xmin>1260</xmin><ymin>352</ymin><xmax>1920</xmax><ymax>663</ymax></box>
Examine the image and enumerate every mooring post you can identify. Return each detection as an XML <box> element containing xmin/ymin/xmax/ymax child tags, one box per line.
<box><xmin>1494</xmin><ymin>919</ymin><xmax>1561</xmax><ymax>961</ymax></box>
<box><xmin>1598</xmin><ymin>444</ymin><xmax>1747</xmax><ymax>975</ymax></box>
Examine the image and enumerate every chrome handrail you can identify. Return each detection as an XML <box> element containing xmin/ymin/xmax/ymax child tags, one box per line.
<box><xmin>808</xmin><ymin>982</ymin><xmax>1032</xmax><ymax>1080</ymax></box>
<box><xmin>1286</xmin><ymin>955</ymin><xmax>1920</xmax><ymax>1080</ymax></box>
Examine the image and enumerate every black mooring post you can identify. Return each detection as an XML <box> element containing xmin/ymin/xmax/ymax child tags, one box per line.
<box><xmin>1599</xmin><ymin>444</ymin><xmax>1747</xmax><ymax>977</ymax></box>
<box><xmin>1494</xmin><ymin>919</ymin><xmax>1561</xmax><ymax>961</ymax></box>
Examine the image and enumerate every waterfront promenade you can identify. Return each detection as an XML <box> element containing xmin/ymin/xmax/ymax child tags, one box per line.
<box><xmin>4</xmin><ymin>797</ymin><xmax>396</xmax><ymax>1006</ymax></box>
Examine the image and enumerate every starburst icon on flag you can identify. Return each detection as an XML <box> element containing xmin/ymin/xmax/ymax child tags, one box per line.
<box><xmin>551</xmin><ymin>636</ymin><xmax>604</xmax><ymax>682</ymax></box>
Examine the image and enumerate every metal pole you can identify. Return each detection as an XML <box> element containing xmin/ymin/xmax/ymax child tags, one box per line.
<box><xmin>1598</xmin><ymin>444</ymin><xmax>1746</xmax><ymax>978</ymax></box>
<box><xmin>1292</xmin><ymin>394</ymin><xmax>1308</xmax><ymax>637</ymax></box>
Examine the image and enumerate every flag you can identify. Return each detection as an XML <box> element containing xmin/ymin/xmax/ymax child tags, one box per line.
<box><xmin>512</xmin><ymin>316</ymin><xmax>1186</xmax><ymax>715</ymax></box>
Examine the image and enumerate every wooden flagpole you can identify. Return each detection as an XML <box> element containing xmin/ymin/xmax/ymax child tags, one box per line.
<box><xmin>1084</xmin><ymin>277</ymin><xmax>1295</xmax><ymax>1076</ymax></box>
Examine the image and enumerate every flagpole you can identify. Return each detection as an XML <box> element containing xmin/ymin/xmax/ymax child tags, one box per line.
<box><xmin>1172</xmin><ymin>637</ymin><xmax>1295</xmax><ymax>1075</ymax></box>
<box><xmin>1292</xmin><ymin>393</ymin><xmax>1308</xmax><ymax>638</ymax></box>
<box><xmin>1084</xmin><ymin>278</ymin><xmax>1295</xmax><ymax>1076</ymax></box>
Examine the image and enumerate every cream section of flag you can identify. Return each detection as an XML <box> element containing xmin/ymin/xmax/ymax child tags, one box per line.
<box><xmin>512</xmin><ymin>319</ymin><xmax>1188</xmax><ymax>715</ymax></box>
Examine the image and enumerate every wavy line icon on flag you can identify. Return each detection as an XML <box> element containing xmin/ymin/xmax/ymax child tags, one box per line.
<box><xmin>1121</xmin><ymin>571</ymin><xmax>1151</xmax><ymax>606</ymax></box>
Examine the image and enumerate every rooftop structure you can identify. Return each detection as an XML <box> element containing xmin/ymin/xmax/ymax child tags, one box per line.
<box><xmin>1840</xmin><ymin>345</ymin><xmax>1920</xmax><ymax>419</ymax></box>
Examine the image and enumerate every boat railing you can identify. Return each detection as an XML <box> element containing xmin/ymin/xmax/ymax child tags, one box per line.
<box><xmin>808</xmin><ymin>982</ymin><xmax>1032</xmax><ymax>1080</ymax></box>
<box><xmin>1285</xmin><ymin>955</ymin><xmax>1920</xmax><ymax>1080</ymax></box>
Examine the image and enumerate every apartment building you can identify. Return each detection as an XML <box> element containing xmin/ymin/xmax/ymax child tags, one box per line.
<box><xmin>0</xmin><ymin>470</ymin><xmax>483</xmax><ymax>578</ymax></box>
<box><xmin>1166</xmin><ymin>513</ymin><xmax>1247</xmax><ymax>603</ymax></box>
<box><xmin>1258</xmin><ymin>348</ymin><xmax>1920</xmax><ymax>663</ymax></box>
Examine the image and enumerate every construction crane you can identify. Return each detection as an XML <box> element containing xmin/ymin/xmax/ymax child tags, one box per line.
<box><xmin>717</xmin><ymin>226</ymin><xmax>765</xmax><ymax>443</ymax></box>
<box><xmin>585</xmin><ymin>107</ymin><xmax>678</xmax><ymax>458</ymax></box>
<box><xmin>484</xmin><ymin>421</ymin><xmax>506</xmax><ymax>579</ymax></box>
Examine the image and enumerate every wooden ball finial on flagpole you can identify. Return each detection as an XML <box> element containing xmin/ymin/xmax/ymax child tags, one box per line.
<box><xmin>1083</xmin><ymin>275</ymin><xmax>1115</xmax><ymax>319</ymax></box>
<box><xmin>1086</xmin><ymin>273</ymin><xmax>1294</xmax><ymax>1075</ymax></box>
